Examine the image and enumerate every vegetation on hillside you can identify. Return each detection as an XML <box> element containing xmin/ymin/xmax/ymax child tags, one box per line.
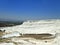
<box><xmin>0</xmin><ymin>21</ymin><xmax>23</xmax><ymax>27</ymax></box>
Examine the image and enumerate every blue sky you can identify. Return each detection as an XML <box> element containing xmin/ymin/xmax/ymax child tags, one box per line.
<box><xmin>0</xmin><ymin>0</ymin><xmax>60</xmax><ymax>21</ymax></box>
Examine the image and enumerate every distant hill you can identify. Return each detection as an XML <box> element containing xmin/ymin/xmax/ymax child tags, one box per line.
<box><xmin>0</xmin><ymin>21</ymin><xmax>23</xmax><ymax>27</ymax></box>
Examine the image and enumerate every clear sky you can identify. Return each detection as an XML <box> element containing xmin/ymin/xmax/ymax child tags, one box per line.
<box><xmin>0</xmin><ymin>0</ymin><xmax>60</xmax><ymax>21</ymax></box>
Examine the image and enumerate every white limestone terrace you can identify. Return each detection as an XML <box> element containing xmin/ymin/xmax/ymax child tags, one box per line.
<box><xmin>0</xmin><ymin>19</ymin><xmax>60</xmax><ymax>45</ymax></box>
<box><xmin>0</xmin><ymin>19</ymin><xmax>60</xmax><ymax>35</ymax></box>
<box><xmin>0</xmin><ymin>43</ymin><xmax>15</xmax><ymax>45</ymax></box>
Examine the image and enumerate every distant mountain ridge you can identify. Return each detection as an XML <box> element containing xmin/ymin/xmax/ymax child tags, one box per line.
<box><xmin>0</xmin><ymin>21</ymin><xmax>23</xmax><ymax>27</ymax></box>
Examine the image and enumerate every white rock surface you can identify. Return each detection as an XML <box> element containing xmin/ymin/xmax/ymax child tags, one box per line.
<box><xmin>1</xmin><ymin>19</ymin><xmax>60</xmax><ymax>34</ymax></box>
<box><xmin>0</xmin><ymin>43</ymin><xmax>15</xmax><ymax>45</ymax></box>
<box><xmin>0</xmin><ymin>19</ymin><xmax>60</xmax><ymax>45</ymax></box>
<box><xmin>2</xmin><ymin>32</ymin><xmax>20</xmax><ymax>38</ymax></box>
